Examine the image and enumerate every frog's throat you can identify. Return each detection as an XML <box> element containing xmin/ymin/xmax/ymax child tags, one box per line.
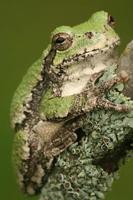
<box><xmin>56</xmin><ymin>40</ymin><xmax>120</xmax><ymax>68</ymax></box>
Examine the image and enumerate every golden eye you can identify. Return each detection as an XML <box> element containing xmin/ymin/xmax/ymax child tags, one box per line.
<box><xmin>108</xmin><ymin>14</ymin><xmax>115</xmax><ymax>27</ymax></box>
<box><xmin>52</xmin><ymin>32</ymin><xmax>73</xmax><ymax>51</ymax></box>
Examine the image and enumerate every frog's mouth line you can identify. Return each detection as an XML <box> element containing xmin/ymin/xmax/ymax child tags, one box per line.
<box><xmin>57</xmin><ymin>40</ymin><xmax>120</xmax><ymax>68</ymax></box>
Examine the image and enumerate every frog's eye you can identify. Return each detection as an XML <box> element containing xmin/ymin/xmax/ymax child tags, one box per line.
<box><xmin>52</xmin><ymin>32</ymin><xmax>73</xmax><ymax>51</ymax></box>
<box><xmin>108</xmin><ymin>15</ymin><xmax>115</xmax><ymax>27</ymax></box>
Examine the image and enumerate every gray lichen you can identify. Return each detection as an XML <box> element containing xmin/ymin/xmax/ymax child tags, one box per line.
<box><xmin>40</xmin><ymin>66</ymin><xmax>133</xmax><ymax>200</ymax></box>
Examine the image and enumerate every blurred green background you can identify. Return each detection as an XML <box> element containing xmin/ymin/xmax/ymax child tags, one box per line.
<box><xmin>0</xmin><ymin>0</ymin><xmax>133</xmax><ymax>200</ymax></box>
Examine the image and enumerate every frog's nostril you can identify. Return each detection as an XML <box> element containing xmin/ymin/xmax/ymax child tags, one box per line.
<box><xmin>85</xmin><ymin>32</ymin><xmax>93</xmax><ymax>39</ymax></box>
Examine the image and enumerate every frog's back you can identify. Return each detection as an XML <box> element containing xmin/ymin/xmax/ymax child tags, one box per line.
<box><xmin>10</xmin><ymin>58</ymin><xmax>43</xmax><ymax>129</ymax></box>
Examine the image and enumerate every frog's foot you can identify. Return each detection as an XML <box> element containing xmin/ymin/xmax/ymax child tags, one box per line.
<box><xmin>45</xmin><ymin>130</ymin><xmax>77</xmax><ymax>157</ymax></box>
<box><xmin>96</xmin><ymin>97</ymin><xmax>129</xmax><ymax>112</ymax></box>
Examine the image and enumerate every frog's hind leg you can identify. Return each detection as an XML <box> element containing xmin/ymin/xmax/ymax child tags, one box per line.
<box><xmin>45</xmin><ymin>128</ymin><xmax>77</xmax><ymax>157</ymax></box>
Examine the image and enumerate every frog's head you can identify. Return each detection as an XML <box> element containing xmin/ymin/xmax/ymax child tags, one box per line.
<box><xmin>46</xmin><ymin>11</ymin><xmax>120</xmax><ymax>69</ymax></box>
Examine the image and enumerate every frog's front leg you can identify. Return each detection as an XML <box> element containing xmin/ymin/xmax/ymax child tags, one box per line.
<box><xmin>72</xmin><ymin>71</ymin><xmax>129</xmax><ymax>115</ymax></box>
<box><xmin>90</xmin><ymin>71</ymin><xmax>129</xmax><ymax>111</ymax></box>
<box><xmin>95</xmin><ymin>70</ymin><xmax>128</xmax><ymax>93</ymax></box>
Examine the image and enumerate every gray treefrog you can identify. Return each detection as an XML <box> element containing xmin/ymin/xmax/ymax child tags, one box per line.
<box><xmin>10</xmin><ymin>11</ymin><xmax>128</xmax><ymax>195</ymax></box>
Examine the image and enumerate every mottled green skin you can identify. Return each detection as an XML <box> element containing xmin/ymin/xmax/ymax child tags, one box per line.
<box><xmin>13</xmin><ymin>131</ymin><xmax>29</xmax><ymax>174</ymax></box>
<box><xmin>10</xmin><ymin>11</ymin><xmax>119</xmax><ymax>127</ymax></box>
<box><xmin>10</xmin><ymin>58</ymin><xmax>43</xmax><ymax>127</ymax></box>
<box><xmin>39</xmin><ymin>89</ymin><xmax>75</xmax><ymax>119</ymax></box>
